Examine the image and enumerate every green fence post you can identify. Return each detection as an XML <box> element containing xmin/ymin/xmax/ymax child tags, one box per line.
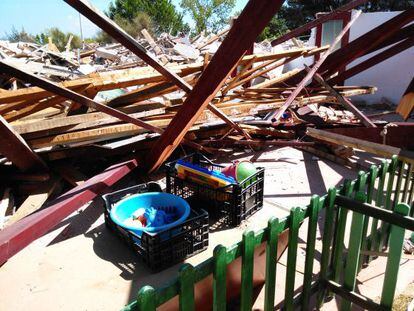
<box><xmin>332</xmin><ymin>180</ymin><xmax>353</xmax><ymax>284</ymax></box>
<box><xmin>380</xmin><ymin>203</ymin><xmax>410</xmax><ymax>309</ymax></box>
<box><xmin>380</xmin><ymin>156</ymin><xmax>398</xmax><ymax>249</ymax></box>
<box><xmin>213</xmin><ymin>245</ymin><xmax>227</xmax><ymax>311</ymax></box>
<box><xmin>284</xmin><ymin>207</ymin><xmax>303</xmax><ymax>311</ymax></box>
<box><xmin>179</xmin><ymin>264</ymin><xmax>195</xmax><ymax>311</ymax></box>
<box><xmin>301</xmin><ymin>196</ymin><xmax>319</xmax><ymax>310</ymax></box>
<box><xmin>393</xmin><ymin>161</ymin><xmax>405</xmax><ymax>209</ymax></box>
<box><xmin>370</xmin><ymin>160</ymin><xmax>388</xmax><ymax>258</ymax></box>
<box><xmin>401</xmin><ymin>163</ymin><xmax>412</xmax><ymax>203</ymax></box>
<box><xmin>241</xmin><ymin>230</ymin><xmax>255</xmax><ymax>311</ymax></box>
<box><xmin>341</xmin><ymin>191</ymin><xmax>367</xmax><ymax>311</ymax></box>
<box><xmin>264</xmin><ymin>217</ymin><xmax>283</xmax><ymax>311</ymax></box>
<box><xmin>360</xmin><ymin>166</ymin><xmax>378</xmax><ymax>268</ymax></box>
<box><xmin>317</xmin><ymin>188</ymin><xmax>337</xmax><ymax>308</ymax></box>
<box><xmin>137</xmin><ymin>286</ymin><xmax>156</xmax><ymax>311</ymax></box>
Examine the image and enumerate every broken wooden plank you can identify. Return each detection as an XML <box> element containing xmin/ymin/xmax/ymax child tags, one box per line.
<box><xmin>5</xmin><ymin>178</ymin><xmax>60</xmax><ymax>227</ymax></box>
<box><xmin>0</xmin><ymin>60</ymin><xmax>205</xmax><ymax>152</ymax></box>
<box><xmin>396</xmin><ymin>77</ymin><xmax>414</xmax><ymax>120</ymax></box>
<box><xmin>145</xmin><ymin>0</ymin><xmax>286</xmax><ymax>172</ymax></box>
<box><xmin>309</xmin><ymin>68</ymin><xmax>376</xmax><ymax>128</ymax></box>
<box><xmin>0</xmin><ymin>115</ymin><xmax>48</xmax><ymax>172</ymax></box>
<box><xmin>268</xmin><ymin>10</ymin><xmax>361</xmax><ymax>123</ymax></box>
<box><xmin>306</xmin><ymin>127</ymin><xmax>414</xmax><ymax>164</ymax></box>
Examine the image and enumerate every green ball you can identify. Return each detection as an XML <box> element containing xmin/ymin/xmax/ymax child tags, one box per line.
<box><xmin>236</xmin><ymin>162</ymin><xmax>257</xmax><ymax>185</ymax></box>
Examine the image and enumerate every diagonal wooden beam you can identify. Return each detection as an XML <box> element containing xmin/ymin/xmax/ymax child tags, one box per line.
<box><xmin>0</xmin><ymin>115</ymin><xmax>48</xmax><ymax>172</ymax></box>
<box><xmin>0</xmin><ymin>158</ymin><xmax>138</xmax><ymax>265</ymax></box>
<box><xmin>396</xmin><ymin>77</ymin><xmax>414</xmax><ymax>120</ymax></box>
<box><xmin>307</xmin><ymin>67</ymin><xmax>376</xmax><ymax>128</ymax></box>
<box><xmin>320</xmin><ymin>8</ymin><xmax>414</xmax><ymax>78</ymax></box>
<box><xmin>64</xmin><ymin>0</ymin><xmax>251</xmax><ymax>139</ymax></box>
<box><xmin>0</xmin><ymin>60</ymin><xmax>205</xmax><ymax>152</ymax></box>
<box><xmin>145</xmin><ymin>0</ymin><xmax>286</xmax><ymax>172</ymax></box>
<box><xmin>64</xmin><ymin>0</ymin><xmax>192</xmax><ymax>93</ymax></box>
<box><xmin>328</xmin><ymin>36</ymin><xmax>414</xmax><ymax>85</ymax></box>
<box><xmin>271</xmin><ymin>0</ymin><xmax>369</xmax><ymax>47</ymax></box>
<box><xmin>268</xmin><ymin>10</ymin><xmax>361</xmax><ymax>123</ymax></box>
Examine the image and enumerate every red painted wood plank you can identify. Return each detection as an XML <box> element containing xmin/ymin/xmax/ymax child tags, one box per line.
<box><xmin>271</xmin><ymin>0</ymin><xmax>369</xmax><ymax>47</ymax></box>
<box><xmin>145</xmin><ymin>0</ymin><xmax>285</xmax><ymax>172</ymax></box>
<box><xmin>0</xmin><ymin>159</ymin><xmax>138</xmax><ymax>265</ymax></box>
<box><xmin>320</xmin><ymin>8</ymin><xmax>414</xmax><ymax>77</ymax></box>
<box><xmin>329</xmin><ymin>36</ymin><xmax>414</xmax><ymax>85</ymax></box>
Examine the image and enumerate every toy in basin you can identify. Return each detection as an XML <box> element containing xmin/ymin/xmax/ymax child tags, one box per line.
<box><xmin>110</xmin><ymin>192</ymin><xmax>191</xmax><ymax>236</ymax></box>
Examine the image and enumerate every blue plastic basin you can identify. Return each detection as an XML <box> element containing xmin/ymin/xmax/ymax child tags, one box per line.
<box><xmin>110</xmin><ymin>192</ymin><xmax>191</xmax><ymax>236</ymax></box>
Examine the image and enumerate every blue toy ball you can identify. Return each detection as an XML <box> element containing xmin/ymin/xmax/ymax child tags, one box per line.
<box><xmin>110</xmin><ymin>192</ymin><xmax>191</xmax><ymax>236</ymax></box>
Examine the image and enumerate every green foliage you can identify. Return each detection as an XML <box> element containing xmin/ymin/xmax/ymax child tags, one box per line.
<box><xmin>35</xmin><ymin>28</ymin><xmax>82</xmax><ymax>51</ymax></box>
<box><xmin>6</xmin><ymin>26</ymin><xmax>35</xmax><ymax>43</ymax></box>
<box><xmin>279</xmin><ymin>1</ymin><xmax>414</xmax><ymax>31</ymax></box>
<box><xmin>180</xmin><ymin>0</ymin><xmax>235</xmax><ymax>34</ymax></box>
<box><xmin>107</xmin><ymin>0</ymin><xmax>188</xmax><ymax>35</ymax></box>
<box><xmin>257</xmin><ymin>16</ymin><xmax>289</xmax><ymax>42</ymax></box>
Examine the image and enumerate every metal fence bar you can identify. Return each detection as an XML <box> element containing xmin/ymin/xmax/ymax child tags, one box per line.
<box><xmin>136</xmin><ymin>286</ymin><xmax>156</xmax><ymax>311</ymax></box>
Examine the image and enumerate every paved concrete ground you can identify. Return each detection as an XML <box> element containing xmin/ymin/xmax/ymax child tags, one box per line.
<box><xmin>0</xmin><ymin>147</ymin><xmax>412</xmax><ymax>310</ymax></box>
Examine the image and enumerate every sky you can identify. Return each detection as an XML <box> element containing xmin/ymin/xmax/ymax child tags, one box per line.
<box><xmin>0</xmin><ymin>0</ymin><xmax>249</xmax><ymax>39</ymax></box>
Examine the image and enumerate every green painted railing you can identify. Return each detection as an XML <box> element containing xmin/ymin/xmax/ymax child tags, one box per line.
<box><xmin>123</xmin><ymin>155</ymin><xmax>414</xmax><ymax>311</ymax></box>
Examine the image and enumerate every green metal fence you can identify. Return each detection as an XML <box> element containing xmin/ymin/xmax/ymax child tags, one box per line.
<box><xmin>123</xmin><ymin>155</ymin><xmax>414</xmax><ymax>311</ymax></box>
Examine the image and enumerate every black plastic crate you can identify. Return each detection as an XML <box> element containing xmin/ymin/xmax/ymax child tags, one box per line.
<box><xmin>102</xmin><ymin>182</ymin><xmax>209</xmax><ymax>272</ymax></box>
<box><xmin>165</xmin><ymin>153</ymin><xmax>264</xmax><ymax>228</ymax></box>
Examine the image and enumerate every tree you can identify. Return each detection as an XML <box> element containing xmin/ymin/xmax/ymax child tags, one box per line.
<box><xmin>257</xmin><ymin>16</ymin><xmax>289</xmax><ymax>42</ymax></box>
<box><xmin>35</xmin><ymin>28</ymin><xmax>82</xmax><ymax>51</ymax></box>
<box><xmin>107</xmin><ymin>0</ymin><xmax>188</xmax><ymax>35</ymax></box>
<box><xmin>279</xmin><ymin>1</ymin><xmax>414</xmax><ymax>31</ymax></box>
<box><xmin>6</xmin><ymin>26</ymin><xmax>35</xmax><ymax>43</ymax></box>
<box><xmin>180</xmin><ymin>0</ymin><xmax>236</xmax><ymax>34</ymax></box>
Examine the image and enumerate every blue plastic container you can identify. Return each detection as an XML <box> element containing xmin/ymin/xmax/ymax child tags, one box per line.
<box><xmin>110</xmin><ymin>192</ymin><xmax>191</xmax><ymax>236</ymax></box>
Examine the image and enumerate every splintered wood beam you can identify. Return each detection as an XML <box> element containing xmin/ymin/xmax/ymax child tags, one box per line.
<box><xmin>145</xmin><ymin>0</ymin><xmax>286</xmax><ymax>172</ymax></box>
<box><xmin>268</xmin><ymin>10</ymin><xmax>361</xmax><ymax>123</ymax></box>
<box><xmin>271</xmin><ymin>0</ymin><xmax>369</xmax><ymax>46</ymax></box>
<box><xmin>308</xmin><ymin>68</ymin><xmax>376</xmax><ymax>128</ymax></box>
<box><xmin>64</xmin><ymin>0</ymin><xmax>250</xmax><ymax>140</ymax></box>
<box><xmin>64</xmin><ymin>0</ymin><xmax>192</xmax><ymax>93</ymax></box>
<box><xmin>306</xmin><ymin>127</ymin><xmax>414</xmax><ymax>165</ymax></box>
<box><xmin>396</xmin><ymin>77</ymin><xmax>414</xmax><ymax>120</ymax></box>
<box><xmin>328</xmin><ymin>36</ymin><xmax>414</xmax><ymax>85</ymax></box>
<box><xmin>0</xmin><ymin>115</ymin><xmax>48</xmax><ymax>172</ymax></box>
<box><xmin>0</xmin><ymin>159</ymin><xmax>138</xmax><ymax>265</ymax></box>
<box><xmin>0</xmin><ymin>60</ymin><xmax>205</xmax><ymax>152</ymax></box>
<box><xmin>320</xmin><ymin>8</ymin><xmax>414</xmax><ymax>78</ymax></box>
